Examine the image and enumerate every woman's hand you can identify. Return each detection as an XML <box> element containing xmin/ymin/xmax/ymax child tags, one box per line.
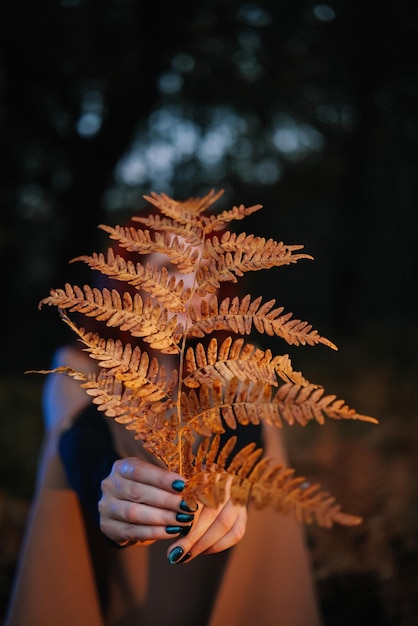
<box><xmin>98</xmin><ymin>457</ymin><xmax>195</xmax><ymax>546</ymax></box>
<box><xmin>166</xmin><ymin>481</ymin><xmax>248</xmax><ymax>564</ymax></box>
<box><xmin>99</xmin><ymin>458</ymin><xmax>248</xmax><ymax>559</ymax></box>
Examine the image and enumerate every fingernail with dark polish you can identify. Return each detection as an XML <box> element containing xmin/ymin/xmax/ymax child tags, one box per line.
<box><xmin>178</xmin><ymin>552</ymin><xmax>191</xmax><ymax>564</ymax></box>
<box><xmin>176</xmin><ymin>512</ymin><xmax>194</xmax><ymax>523</ymax></box>
<box><xmin>166</xmin><ymin>526</ymin><xmax>182</xmax><ymax>535</ymax></box>
<box><xmin>171</xmin><ymin>480</ymin><xmax>185</xmax><ymax>492</ymax></box>
<box><xmin>179</xmin><ymin>525</ymin><xmax>192</xmax><ymax>537</ymax></box>
<box><xmin>180</xmin><ymin>500</ymin><xmax>197</xmax><ymax>513</ymax></box>
<box><xmin>168</xmin><ymin>546</ymin><xmax>184</xmax><ymax>564</ymax></box>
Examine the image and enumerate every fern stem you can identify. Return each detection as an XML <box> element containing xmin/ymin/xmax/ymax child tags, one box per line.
<box><xmin>177</xmin><ymin>342</ymin><xmax>186</xmax><ymax>477</ymax></box>
<box><xmin>176</xmin><ymin>231</ymin><xmax>207</xmax><ymax>476</ymax></box>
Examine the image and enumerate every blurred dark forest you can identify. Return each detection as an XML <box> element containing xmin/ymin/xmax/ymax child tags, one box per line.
<box><xmin>1</xmin><ymin>0</ymin><xmax>417</xmax><ymax>624</ymax></box>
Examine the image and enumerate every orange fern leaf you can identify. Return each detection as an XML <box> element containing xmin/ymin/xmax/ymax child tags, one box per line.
<box><xmin>204</xmin><ymin>231</ymin><xmax>311</xmax><ymax>263</ymax></box>
<box><xmin>25</xmin><ymin>365</ymin><xmax>91</xmax><ymax>383</ymax></box>
<box><xmin>181</xmin><ymin>378</ymin><xmax>275</xmax><ymax>435</ymax></box>
<box><xmin>72</xmin><ymin>248</ymin><xmax>191</xmax><ymax>312</ymax></box>
<box><xmin>31</xmin><ymin>188</ymin><xmax>376</xmax><ymax>528</ymax></box>
<box><xmin>80</xmin><ymin>370</ymin><xmax>175</xmax><ymax>426</ymax></box>
<box><xmin>182</xmin><ymin>438</ymin><xmax>362</xmax><ymax>527</ymax></box>
<box><xmin>272</xmin><ymin>383</ymin><xmax>379</xmax><ymax>426</ymax></box>
<box><xmin>98</xmin><ymin>225</ymin><xmax>156</xmax><ymax>254</ymax></box>
<box><xmin>143</xmin><ymin>189</ymin><xmax>225</xmax><ymax>225</ymax></box>
<box><xmin>181</xmin><ymin>377</ymin><xmax>377</xmax><ymax>437</ymax></box>
<box><xmin>53</xmin><ymin>316</ymin><xmax>179</xmax><ymax>403</ymax></box>
<box><xmin>131</xmin><ymin>214</ymin><xmax>204</xmax><ymax>247</ymax></box>
<box><xmin>39</xmin><ymin>285</ymin><xmax>183</xmax><ymax>353</ymax></box>
<box><xmin>187</xmin><ymin>294</ymin><xmax>337</xmax><ymax>349</ymax></box>
<box><xmin>196</xmin><ymin>243</ymin><xmax>312</xmax><ymax>293</ymax></box>
<box><xmin>183</xmin><ymin>336</ymin><xmax>278</xmax><ymax>388</ymax></box>
<box><xmin>272</xmin><ymin>353</ymin><xmax>312</xmax><ymax>386</ymax></box>
<box><xmin>201</xmin><ymin>203</ymin><xmax>263</xmax><ymax>233</ymax></box>
<box><xmin>99</xmin><ymin>225</ymin><xmax>201</xmax><ymax>273</ymax></box>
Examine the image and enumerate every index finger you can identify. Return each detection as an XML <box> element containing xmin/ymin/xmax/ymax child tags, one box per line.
<box><xmin>117</xmin><ymin>457</ymin><xmax>186</xmax><ymax>494</ymax></box>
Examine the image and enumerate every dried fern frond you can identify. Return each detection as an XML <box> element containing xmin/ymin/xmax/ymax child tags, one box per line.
<box><xmin>25</xmin><ymin>365</ymin><xmax>92</xmax><ymax>383</ymax></box>
<box><xmin>32</xmin><ymin>188</ymin><xmax>377</xmax><ymax>529</ymax></box>
<box><xmin>272</xmin><ymin>383</ymin><xmax>378</xmax><ymax>426</ymax></box>
<box><xmin>181</xmin><ymin>378</ymin><xmax>278</xmax><ymax>435</ymax></box>
<box><xmin>183</xmin><ymin>337</ymin><xmax>278</xmax><ymax>388</ymax></box>
<box><xmin>131</xmin><ymin>214</ymin><xmax>204</xmax><ymax>247</ymax></box>
<box><xmin>204</xmin><ymin>231</ymin><xmax>311</xmax><ymax>264</ymax></box>
<box><xmin>72</xmin><ymin>248</ymin><xmax>191</xmax><ymax>312</ymax></box>
<box><xmin>143</xmin><ymin>189</ymin><xmax>225</xmax><ymax>225</ymax></box>
<box><xmin>272</xmin><ymin>353</ymin><xmax>312</xmax><ymax>386</ymax></box>
<box><xmin>99</xmin><ymin>225</ymin><xmax>200</xmax><ymax>273</ymax></box>
<box><xmin>195</xmin><ymin>244</ymin><xmax>310</xmax><ymax>294</ymax></box>
<box><xmin>181</xmin><ymin>377</ymin><xmax>376</xmax><ymax>436</ymax></box>
<box><xmin>183</xmin><ymin>339</ymin><xmax>311</xmax><ymax>389</ymax></box>
<box><xmin>187</xmin><ymin>294</ymin><xmax>337</xmax><ymax>350</ymax></box>
<box><xmin>39</xmin><ymin>285</ymin><xmax>183</xmax><ymax>353</ymax></box>
<box><xmin>83</xmin><ymin>371</ymin><xmax>180</xmax><ymax>468</ymax></box>
<box><xmin>183</xmin><ymin>437</ymin><xmax>361</xmax><ymax>527</ymax></box>
<box><xmin>201</xmin><ymin>203</ymin><xmax>263</xmax><ymax>233</ymax></box>
<box><xmin>55</xmin><ymin>314</ymin><xmax>176</xmax><ymax>385</ymax></box>
<box><xmin>98</xmin><ymin>225</ymin><xmax>157</xmax><ymax>255</ymax></box>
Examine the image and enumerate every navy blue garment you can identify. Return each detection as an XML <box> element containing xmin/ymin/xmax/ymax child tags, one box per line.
<box><xmin>219</xmin><ymin>421</ymin><xmax>263</xmax><ymax>464</ymax></box>
<box><xmin>59</xmin><ymin>404</ymin><xmax>119</xmax><ymax>528</ymax></box>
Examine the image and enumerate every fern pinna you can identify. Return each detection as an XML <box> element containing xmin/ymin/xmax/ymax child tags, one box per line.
<box><xmin>36</xmin><ymin>189</ymin><xmax>377</xmax><ymax>528</ymax></box>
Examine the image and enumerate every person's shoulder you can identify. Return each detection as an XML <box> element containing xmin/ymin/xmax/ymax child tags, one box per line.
<box><xmin>43</xmin><ymin>344</ymin><xmax>95</xmax><ymax>433</ymax></box>
<box><xmin>50</xmin><ymin>344</ymin><xmax>95</xmax><ymax>373</ymax></box>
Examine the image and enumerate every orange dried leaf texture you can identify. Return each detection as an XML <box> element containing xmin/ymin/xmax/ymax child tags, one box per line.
<box><xmin>31</xmin><ymin>188</ymin><xmax>377</xmax><ymax>528</ymax></box>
